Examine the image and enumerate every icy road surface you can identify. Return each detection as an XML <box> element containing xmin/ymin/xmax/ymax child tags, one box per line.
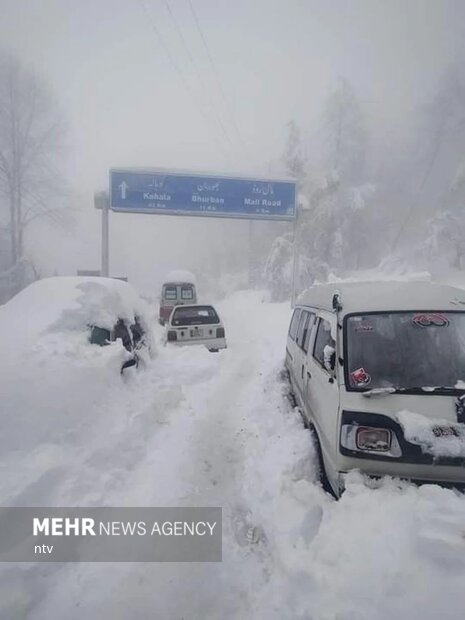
<box><xmin>2</xmin><ymin>290</ymin><xmax>465</xmax><ymax>619</ymax></box>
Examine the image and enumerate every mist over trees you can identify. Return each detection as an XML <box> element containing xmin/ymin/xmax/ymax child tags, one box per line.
<box><xmin>1</xmin><ymin>53</ymin><xmax>465</xmax><ymax>305</ymax></box>
<box><xmin>264</xmin><ymin>67</ymin><xmax>465</xmax><ymax>301</ymax></box>
<box><xmin>0</xmin><ymin>54</ymin><xmax>69</xmax><ymax>302</ymax></box>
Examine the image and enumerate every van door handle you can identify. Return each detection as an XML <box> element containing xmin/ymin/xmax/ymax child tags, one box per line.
<box><xmin>301</xmin><ymin>365</ymin><xmax>304</xmax><ymax>379</ymax></box>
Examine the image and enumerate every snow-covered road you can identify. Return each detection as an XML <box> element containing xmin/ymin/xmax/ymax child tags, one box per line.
<box><xmin>2</xmin><ymin>290</ymin><xmax>465</xmax><ymax>619</ymax></box>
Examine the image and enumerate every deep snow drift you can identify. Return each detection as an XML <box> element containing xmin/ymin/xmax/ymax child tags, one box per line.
<box><xmin>0</xmin><ymin>288</ymin><xmax>464</xmax><ymax>619</ymax></box>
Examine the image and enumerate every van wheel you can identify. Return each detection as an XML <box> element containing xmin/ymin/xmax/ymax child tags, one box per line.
<box><xmin>309</xmin><ymin>424</ymin><xmax>337</xmax><ymax>499</ymax></box>
<box><xmin>208</xmin><ymin>348</ymin><xmax>219</xmax><ymax>353</ymax></box>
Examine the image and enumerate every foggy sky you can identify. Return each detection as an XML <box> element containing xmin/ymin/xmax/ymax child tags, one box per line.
<box><xmin>1</xmin><ymin>0</ymin><xmax>465</xmax><ymax>290</ymax></box>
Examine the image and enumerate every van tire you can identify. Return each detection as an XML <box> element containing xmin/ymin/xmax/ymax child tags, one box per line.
<box><xmin>309</xmin><ymin>424</ymin><xmax>337</xmax><ymax>499</ymax></box>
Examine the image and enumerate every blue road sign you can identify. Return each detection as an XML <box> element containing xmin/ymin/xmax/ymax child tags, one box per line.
<box><xmin>110</xmin><ymin>169</ymin><xmax>296</xmax><ymax>221</ymax></box>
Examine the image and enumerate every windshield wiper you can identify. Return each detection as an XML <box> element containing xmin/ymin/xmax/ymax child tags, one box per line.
<box><xmin>362</xmin><ymin>385</ymin><xmax>465</xmax><ymax>397</ymax></box>
<box><xmin>421</xmin><ymin>386</ymin><xmax>465</xmax><ymax>394</ymax></box>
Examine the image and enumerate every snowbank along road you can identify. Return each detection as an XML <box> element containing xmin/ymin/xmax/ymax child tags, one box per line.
<box><xmin>1</xmin><ymin>290</ymin><xmax>465</xmax><ymax>619</ymax></box>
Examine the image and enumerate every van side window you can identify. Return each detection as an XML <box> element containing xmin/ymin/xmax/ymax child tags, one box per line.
<box><xmin>288</xmin><ymin>309</ymin><xmax>301</xmax><ymax>341</ymax></box>
<box><xmin>302</xmin><ymin>313</ymin><xmax>315</xmax><ymax>352</ymax></box>
<box><xmin>296</xmin><ymin>311</ymin><xmax>310</xmax><ymax>349</ymax></box>
<box><xmin>313</xmin><ymin>318</ymin><xmax>336</xmax><ymax>370</ymax></box>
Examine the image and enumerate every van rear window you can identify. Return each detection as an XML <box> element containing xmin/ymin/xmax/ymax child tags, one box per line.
<box><xmin>164</xmin><ymin>286</ymin><xmax>177</xmax><ymax>300</ymax></box>
<box><xmin>181</xmin><ymin>286</ymin><xmax>194</xmax><ymax>300</ymax></box>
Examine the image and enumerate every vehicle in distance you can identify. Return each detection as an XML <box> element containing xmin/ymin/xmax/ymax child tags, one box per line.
<box><xmin>286</xmin><ymin>280</ymin><xmax>465</xmax><ymax>497</ymax></box>
<box><xmin>159</xmin><ymin>270</ymin><xmax>197</xmax><ymax>325</ymax></box>
<box><xmin>165</xmin><ymin>304</ymin><xmax>226</xmax><ymax>352</ymax></box>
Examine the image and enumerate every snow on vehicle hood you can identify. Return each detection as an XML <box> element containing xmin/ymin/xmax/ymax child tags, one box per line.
<box><xmin>397</xmin><ymin>410</ymin><xmax>465</xmax><ymax>458</ymax></box>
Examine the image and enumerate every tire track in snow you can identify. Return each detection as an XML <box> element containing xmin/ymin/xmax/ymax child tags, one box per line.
<box><xmin>23</xmin><ymin>292</ymin><xmax>323</xmax><ymax>620</ymax></box>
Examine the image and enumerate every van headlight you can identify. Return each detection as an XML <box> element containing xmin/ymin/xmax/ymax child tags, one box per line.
<box><xmin>341</xmin><ymin>424</ymin><xmax>402</xmax><ymax>457</ymax></box>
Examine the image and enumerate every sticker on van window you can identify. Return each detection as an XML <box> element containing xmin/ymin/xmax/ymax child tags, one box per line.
<box><xmin>355</xmin><ymin>324</ymin><xmax>374</xmax><ymax>333</ymax></box>
<box><xmin>350</xmin><ymin>367</ymin><xmax>371</xmax><ymax>386</ymax></box>
<box><xmin>412</xmin><ymin>313</ymin><xmax>449</xmax><ymax>327</ymax></box>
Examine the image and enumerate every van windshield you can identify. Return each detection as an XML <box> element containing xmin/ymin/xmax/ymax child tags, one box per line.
<box><xmin>346</xmin><ymin>312</ymin><xmax>465</xmax><ymax>392</ymax></box>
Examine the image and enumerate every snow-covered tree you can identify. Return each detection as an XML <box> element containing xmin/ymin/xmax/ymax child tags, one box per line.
<box><xmin>264</xmin><ymin>83</ymin><xmax>378</xmax><ymax>300</ymax></box>
<box><xmin>322</xmin><ymin>79</ymin><xmax>367</xmax><ymax>183</ymax></box>
<box><xmin>263</xmin><ymin>232</ymin><xmax>329</xmax><ymax>302</ymax></box>
<box><xmin>282</xmin><ymin>120</ymin><xmax>307</xmax><ymax>184</ymax></box>
<box><xmin>424</xmin><ymin>209</ymin><xmax>465</xmax><ymax>272</ymax></box>
<box><xmin>0</xmin><ymin>54</ymin><xmax>69</xmax><ymax>269</ymax></box>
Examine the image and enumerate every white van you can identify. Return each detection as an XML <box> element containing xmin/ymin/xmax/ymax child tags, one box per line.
<box><xmin>158</xmin><ymin>270</ymin><xmax>197</xmax><ymax>325</ymax></box>
<box><xmin>286</xmin><ymin>281</ymin><xmax>465</xmax><ymax>497</ymax></box>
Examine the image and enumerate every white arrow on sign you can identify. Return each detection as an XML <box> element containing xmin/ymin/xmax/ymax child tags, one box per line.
<box><xmin>118</xmin><ymin>181</ymin><xmax>129</xmax><ymax>200</ymax></box>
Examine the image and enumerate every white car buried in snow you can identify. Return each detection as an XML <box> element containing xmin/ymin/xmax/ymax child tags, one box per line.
<box><xmin>0</xmin><ymin>276</ymin><xmax>155</xmax><ymax>456</ymax></box>
<box><xmin>165</xmin><ymin>304</ymin><xmax>226</xmax><ymax>352</ymax></box>
<box><xmin>0</xmin><ymin>275</ymin><xmax>155</xmax><ymax>375</ymax></box>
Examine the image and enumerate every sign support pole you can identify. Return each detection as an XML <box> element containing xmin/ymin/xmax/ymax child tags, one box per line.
<box><xmin>101</xmin><ymin>199</ymin><xmax>109</xmax><ymax>277</ymax></box>
<box><xmin>291</xmin><ymin>205</ymin><xmax>299</xmax><ymax>308</ymax></box>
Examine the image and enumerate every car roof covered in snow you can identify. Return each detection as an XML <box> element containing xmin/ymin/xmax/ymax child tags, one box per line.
<box><xmin>296</xmin><ymin>280</ymin><xmax>465</xmax><ymax>315</ymax></box>
<box><xmin>163</xmin><ymin>270</ymin><xmax>196</xmax><ymax>285</ymax></box>
<box><xmin>0</xmin><ymin>276</ymin><xmax>147</xmax><ymax>336</ymax></box>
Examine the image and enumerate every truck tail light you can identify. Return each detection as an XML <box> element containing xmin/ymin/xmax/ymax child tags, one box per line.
<box><xmin>216</xmin><ymin>327</ymin><xmax>225</xmax><ymax>338</ymax></box>
<box><xmin>167</xmin><ymin>330</ymin><xmax>177</xmax><ymax>342</ymax></box>
<box><xmin>356</xmin><ymin>427</ymin><xmax>391</xmax><ymax>452</ymax></box>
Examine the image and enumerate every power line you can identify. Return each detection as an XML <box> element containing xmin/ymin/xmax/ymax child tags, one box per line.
<box><xmin>137</xmin><ymin>0</ymin><xmax>231</xmax><ymax>157</ymax></box>
<box><xmin>160</xmin><ymin>0</ymin><xmax>237</xmax><ymax>150</ymax></box>
<box><xmin>186</xmin><ymin>0</ymin><xmax>247</xmax><ymax>152</ymax></box>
